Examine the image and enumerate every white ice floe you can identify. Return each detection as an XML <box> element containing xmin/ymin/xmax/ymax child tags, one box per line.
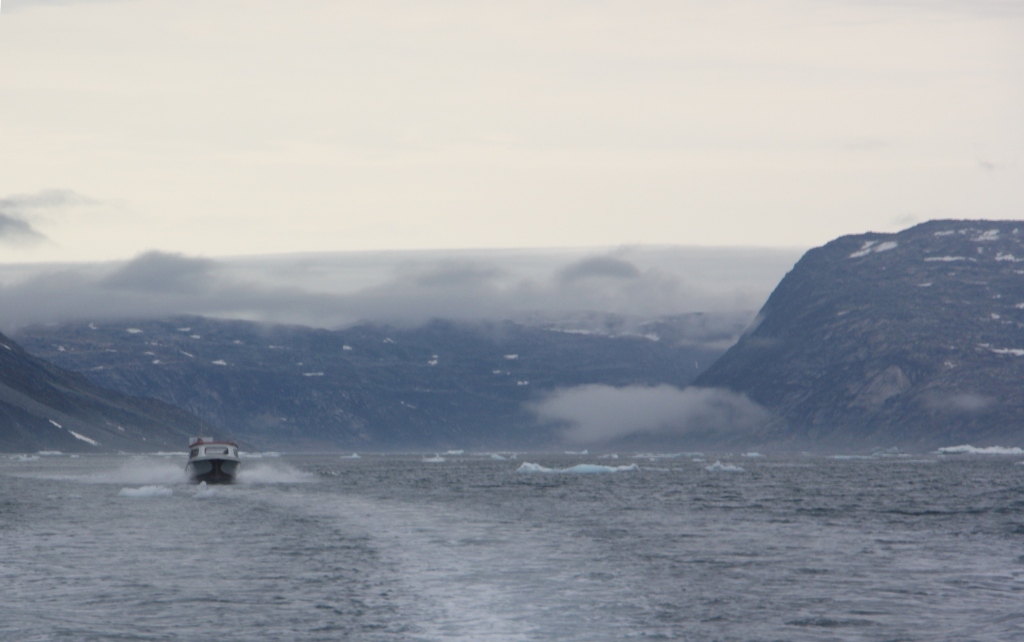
<box><xmin>924</xmin><ymin>256</ymin><xmax>967</xmax><ymax>262</ymax></box>
<box><xmin>340</xmin><ymin>453</ymin><xmax>361</xmax><ymax>459</ymax></box>
<box><xmin>422</xmin><ymin>455</ymin><xmax>446</xmax><ymax>463</ymax></box>
<box><xmin>516</xmin><ymin>380</ymin><xmax>529</xmax><ymax>386</ymax></box>
<box><xmin>302</xmin><ymin>372</ymin><xmax>324</xmax><ymax>377</ymax></box>
<box><xmin>383</xmin><ymin>338</ymin><xmax>395</xmax><ymax>344</ymax></box>
<box><xmin>119</xmin><ymin>486</ymin><xmax>173</xmax><ymax>498</ymax></box>
<box><xmin>996</xmin><ymin>253</ymin><xmax>1022</xmax><ymax>262</ymax></box>
<box><xmin>741</xmin><ymin>452</ymin><xmax>763</xmax><ymax>458</ymax></box>
<box><xmin>49</xmin><ymin>420</ymin><xmax>62</xmax><ymax>429</ymax></box>
<box><xmin>427</xmin><ymin>359</ymin><xmax>438</xmax><ymax>366</ymax></box>
<box><xmin>10</xmin><ymin>454</ymin><xmax>40</xmax><ymax>461</ymax></box>
<box><xmin>937</xmin><ymin>445</ymin><xmax>1024</xmax><ymax>455</ymax></box>
<box><xmin>69</xmin><ymin>431</ymin><xmax>99</xmax><ymax>446</ymax></box>
<box><xmin>490</xmin><ymin>454</ymin><xmax>507</xmax><ymax>460</ymax></box>
<box><xmin>37</xmin><ymin>451</ymin><xmax>62</xmax><ymax>456</ymax></box>
<box><xmin>190</xmin><ymin>334</ymin><xmax>201</xmax><ymax>339</ymax></box>
<box><xmin>126</xmin><ymin>328</ymin><xmax>143</xmax><ymax>334</ymax></box>
<box><xmin>598</xmin><ymin>454</ymin><xmax>619</xmax><ymax>460</ymax></box>
<box><xmin>705</xmin><ymin>460</ymin><xmax>744</xmax><ymax>472</ymax></box>
<box><xmin>445</xmin><ymin>450</ymin><xmax>464</xmax><ymax>455</ymax></box>
<box><xmin>342</xmin><ymin>345</ymin><xmax>352</xmax><ymax>351</ymax></box>
<box><xmin>211</xmin><ymin>359</ymin><xmax>227</xmax><ymax>366</ymax></box>
<box><xmin>177</xmin><ymin>327</ymin><xmax>190</xmax><ymax>332</ymax></box>
<box><xmin>180</xmin><ymin>351</ymin><xmax>194</xmax><ymax>358</ymax></box>
<box><xmin>517</xmin><ymin>462</ymin><xmax>639</xmax><ymax>474</ymax></box>
<box><xmin>504</xmin><ymin>354</ymin><xmax>519</xmax><ymax>360</ymax></box>
<box><xmin>990</xmin><ymin>348</ymin><xmax>1024</xmax><ymax>356</ymax></box>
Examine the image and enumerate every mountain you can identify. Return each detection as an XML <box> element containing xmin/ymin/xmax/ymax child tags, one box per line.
<box><xmin>695</xmin><ymin>220</ymin><xmax>1024</xmax><ymax>451</ymax></box>
<box><xmin>14</xmin><ymin>315</ymin><xmax>731</xmax><ymax>451</ymax></box>
<box><xmin>0</xmin><ymin>331</ymin><xmax>209</xmax><ymax>453</ymax></box>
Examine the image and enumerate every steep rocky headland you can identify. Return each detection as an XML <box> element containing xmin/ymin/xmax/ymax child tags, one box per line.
<box><xmin>696</xmin><ymin>220</ymin><xmax>1024</xmax><ymax>450</ymax></box>
<box><xmin>0</xmin><ymin>331</ymin><xmax>208</xmax><ymax>452</ymax></box>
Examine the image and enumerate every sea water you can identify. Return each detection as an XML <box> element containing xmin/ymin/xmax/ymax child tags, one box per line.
<box><xmin>2</xmin><ymin>452</ymin><xmax>1024</xmax><ymax>640</ymax></box>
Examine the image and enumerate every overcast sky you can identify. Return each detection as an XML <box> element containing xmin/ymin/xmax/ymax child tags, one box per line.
<box><xmin>0</xmin><ymin>0</ymin><xmax>1019</xmax><ymax>264</ymax></box>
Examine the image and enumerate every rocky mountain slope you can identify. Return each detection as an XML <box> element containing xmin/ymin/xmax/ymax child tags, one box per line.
<box><xmin>0</xmin><ymin>332</ymin><xmax>208</xmax><ymax>452</ymax></box>
<box><xmin>16</xmin><ymin>315</ymin><xmax>729</xmax><ymax>450</ymax></box>
<box><xmin>695</xmin><ymin>220</ymin><xmax>1024</xmax><ymax>450</ymax></box>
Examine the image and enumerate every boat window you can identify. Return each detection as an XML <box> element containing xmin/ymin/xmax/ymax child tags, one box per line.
<box><xmin>204</xmin><ymin>446</ymin><xmax>230</xmax><ymax>455</ymax></box>
<box><xmin>190</xmin><ymin>448</ymin><xmax>199</xmax><ymax>458</ymax></box>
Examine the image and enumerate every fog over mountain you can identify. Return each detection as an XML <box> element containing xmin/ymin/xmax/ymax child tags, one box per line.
<box><xmin>0</xmin><ymin>246</ymin><xmax>801</xmax><ymax>333</ymax></box>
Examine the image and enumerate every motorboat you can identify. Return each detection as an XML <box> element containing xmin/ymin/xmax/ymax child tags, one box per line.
<box><xmin>186</xmin><ymin>437</ymin><xmax>240</xmax><ymax>484</ymax></box>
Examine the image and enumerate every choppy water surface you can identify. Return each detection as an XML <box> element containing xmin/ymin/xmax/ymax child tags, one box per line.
<box><xmin>3</xmin><ymin>452</ymin><xmax>1024</xmax><ymax>641</ymax></box>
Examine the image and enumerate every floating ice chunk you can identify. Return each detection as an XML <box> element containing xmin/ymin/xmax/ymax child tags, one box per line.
<box><xmin>302</xmin><ymin>372</ymin><xmax>324</xmax><ymax>377</ymax></box>
<box><xmin>422</xmin><ymin>455</ymin><xmax>446</xmax><ymax>463</ymax></box>
<box><xmin>383</xmin><ymin>338</ymin><xmax>395</xmax><ymax>344</ymax></box>
<box><xmin>340</xmin><ymin>453</ymin><xmax>361</xmax><ymax>459</ymax></box>
<box><xmin>193</xmin><ymin>482</ymin><xmax>217</xmax><ymax>499</ymax></box>
<box><xmin>445</xmin><ymin>450</ymin><xmax>464</xmax><ymax>455</ymax></box>
<box><xmin>991</xmin><ymin>313</ymin><xmax>1001</xmax><ymax>320</ymax></box>
<box><xmin>490</xmin><ymin>454</ymin><xmax>507</xmax><ymax>460</ymax></box>
<box><xmin>180</xmin><ymin>351</ymin><xmax>194</xmax><ymax>358</ymax></box>
<box><xmin>504</xmin><ymin>354</ymin><xmax>519</xmax><ymax>360</ymax></box>
<box><xmin>126</xmin><ymin>328</ymin><xmax>143</xmax><ymax>334</ymax></box>
<box><xmin>427</xmin><ymin>359</ymin><xmax>438</xmax><ymax>366</ymax></box>
<box><xmin>190</xmin><ymin>334</ymin><xmax>201</xmax><ymax>339</ymax></box>
<box><xmin>211</xmin><ymin>359</ymin><xmax>227</xmax><ymax>366</ymax></box>
<box><xmin>342</xmin><ymin>345</ymin><xmax>352</xmax><ymax>351</ymax></box>
<box><xmin>49</xmin><ymin>420</ymin><xmax>62</xmax><ymax>429</ymax></box>
<box><xmin>10</xmin><ymin>454</ymin><xmax>40</xmax><ymax>461</ymax></box>
<box><xmin>705</xmin><ymin>460</ymin><xmax>744</xmax><ymax>472</ymax></box>
<box><xmin>37</xmin><ymin>451</ymin><xmax>62</xmax><ymax>456</ymax></box>
<box><xmin>925</xmin><ymin>256</ymin><xmax>966</xmax><ymax>262</ymax></box>
<box><xmin>598</xmin><ymin>453</ymin><xmax>619</xmax><ymax>459</ymax></box>
<box><xmin>69</xmin><ymin>431</ymin><xmax>99</xmax><ymax>446</ymax></box>
<box><xmin>516</xmin><ymin>380</ymin><xmax>529</xmax><ymax>386</ymax></box>
<box><xmin>516</xmin><ymin>462</ymin><xmax>638</xmax><ymax>474</ymax></box>
<box><xmin>177</xmin><ymin>327</ymin><xmax>191</xmax><ymax>332</ymax></box>
<box><xmin>119</xmin><ymin>486</ymin><xmax>173</xmax><ymax>498</ymax></box>
<box><xmin>565</xmin><ymin>450</ymin><xmax>588</xmax><ymax>455</ymax></box>
<box><xmin>937</xmin><ymin>445</ymin><xmax>1024</xmax><ymax>455</ymax></box>
<box><xmin>741</xmin><ymin>452</ymin><xmax>763</xmax><ymax>457</ymax></box>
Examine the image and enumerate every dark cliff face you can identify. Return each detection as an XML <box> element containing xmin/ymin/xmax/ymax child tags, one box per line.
<box><xmin>15</xmin><ymin>316</ymin><xmax>728</xmax><ymax>451</ymax></box>
<box><xmin>696</xmin><ymin>220</ymin><xmax>1024</xmax><ymax>450</ymax></box>
<box><xmin>0</xmin><ymin>332</ymin><xmax>206</xmax><ymax>452</ymax></box>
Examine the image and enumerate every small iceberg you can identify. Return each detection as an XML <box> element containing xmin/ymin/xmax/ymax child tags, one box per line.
<box><xmin>705</xmin><ymin>460</ymin><xmax>744</xmax><ymax>472</ymax></box>
<box><xmin>119</xmin><ymin>485</ymin><xmax>173</xmax><ymax>498</ymax></box>
<box><xmin>422</xmin><ymin>455</ymin><xmax>446</xmax><ymax>463</ymax></box>
<box><xmin>516</xmin><ymin>462</ymin><xmax>639</xmax><ymax>474</ymax></box>
<box><xmin>340</xmin><ymin>453</ymin><xmax>361</xmax><ymax>459</ymax></box>
<box><xmin>937</xmin><ymin>445</ymin><xmax>1024</xmax><ymax>455</ymax></box>
<box><xmin>741</xmin><ymin>452</ymin><xmax>763</xmax><ymax>458</ymax></box>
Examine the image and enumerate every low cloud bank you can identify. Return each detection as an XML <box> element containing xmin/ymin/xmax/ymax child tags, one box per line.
<box><xmin>0</xmin><ymin>246</ymin><xmax>800</xmax><ymax>332</ymax></box>
<box><xmin>532</xmin><ymin>384</ymin><xmax>770</xmax><ymax>444</ymax></box>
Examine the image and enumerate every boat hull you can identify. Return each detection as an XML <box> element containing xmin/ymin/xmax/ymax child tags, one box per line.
<box><xmin>186</xmin><ymin>458</ymin><xmax>239</xmax><ymax>484</ymax></box>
